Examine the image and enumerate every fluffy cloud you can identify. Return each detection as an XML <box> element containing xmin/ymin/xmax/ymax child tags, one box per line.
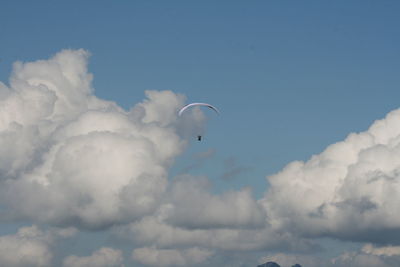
<box><xmin>63</xmin><ymin>247</ymin><xmax>124</xmax><ymax>267</ymax></box>
<box><xmin>8</xmin><ymin>48</ymin><xmax>400</xmax><ymax>267</ymax></box>
<box><xmin>125</xmin><ymin>215</ymin><xmax>309</xmax><ymax>252</ymax></box>
<box><xmin>114</xmin><ymin>174</ymin><xmax>317</xmax><ymax>267</ymax></box>
<box><xmin>0</xmin><ymin>225</ymin><xmax>76</xmax><ymax>267</ymax></box>
<box><xmin>132</xmin><ymin>246</ymin><xmax>213</xmax><ymax>266</ymax></box>
<box><xmin>117</xmin><ymin>198</ymin><xmax>315</xmax><ymax>258</ymax></box>
<box><xmin>362</xmin><ymin>243</ymin><xmax>400</xmax><ymax>256</ymax></box>
<box><xmin>332</xmin><ymin>251</ymin><xmax>390</xmax><ymax>267</ymax></box>
<box><xmin>0</xmin><ymin>49</ymin><xmax>201</xmax><ymax>229</ymax></box>
<box><xmin>335</xmin><ymin>243</ymin><xmax>400</xmax><ymax>267</ymax></box>
<box><xmin>260</xmin><ymin>247</ymin><xmax>400</xmax><ymax>267</ymax></box>
<box><xmin>259</xmin><ymin>250</ymin><xmax>400</xmax><ymax>267</ymax></box>
<box><xmin>165</xmin><ymin>175</ymin><xmax>266</xmax><ymax>229</ymax></box>
<box><xmin>1</xmin><ymin>50</ymin><xmax>292</xmax><ymax>267</ymax></box>
<box><xmin>261</xmin><ymin>108</ymin><xmax>400</xmax><ymax>243</ymax></box>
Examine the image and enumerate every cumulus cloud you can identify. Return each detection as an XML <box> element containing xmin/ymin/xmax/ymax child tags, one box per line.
<box><xmin>113</xmin><ymin>173</ymin><xmax>317</xmax><ymax>266</ymax></box>
<box><xmin>362</xmin><ymin>243</ymin><xmax>400</xmax><ymax>256</ymax></box>
<box><xmin>0</xmin><ymin>225</ymin><xmax>76</xmax><ymax>267</ymax></box>
<box><xmin>334</xmin><ymin>243</ymin><xmax>400</xmax><ymax>267</ymax></box>
<box><xmin>261</xmin><ymin>108</ymin><xmax>400</xmax><ymax>243</ymax></box>
<box><xmin>165</xmin><ymin>175</ymin><xmax>266</xmax><ymax>229</ymax></box>
<box><xmin>1</xmin><ymin>49</ymin><xmax>292</xmax><ymax>267</ymax></box>
<box><xmin>63</xmin><ymin>247</ymin><xmax>124</xmax><ymax>267</ymax></box>
<box><xmin>332</xmin><ymin>250</ymin><xmax>390</xmax><ymax>267</ymax></box>
<box><xmin>9</xmin><ymin>48</ymin><xmax>400</xmax><ymax>267</ymax></box>
<box><xmin>260</xmin><ymin>247</ymin><xmax>400</xmax><ymax>267</ymax></box>
<box><xmin>0</xmin><ymin>49</ymin><xmax>204</xmax><ymax>229</ymax></box>
<box><xmin>116</xmin><ymin>202</ymin><xmax>315</xmax><ymax>257</ymax></box>
<box><xmin>132</xmin><ymin>246</ymin><xmax>213</xmax><ymax>266</ymax></box>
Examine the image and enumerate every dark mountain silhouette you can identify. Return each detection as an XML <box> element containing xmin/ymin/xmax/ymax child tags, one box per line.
<box><xmin>257</xmin><ymin>262</ymin><xmax>303</xmax><ymax>267</ymax></box>
<box><xmin>257</xmin><ymin>262</ymin><xmax>280</xmax><ymax>267</ymax></box>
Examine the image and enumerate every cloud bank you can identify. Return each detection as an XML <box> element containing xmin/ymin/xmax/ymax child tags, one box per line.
<box><xmin>0</xmin><ymin>49</ymin><xmax>195</xmax><ymax>230</ymax></box>
<box><xmin>0</xmin><ymin>225</ymin><xmax>75</xmax><ymax>267</ymax></box>
<box><xmin>63</xmin><ymin>247</ymin><xmax>124</xmax><ymax>267</ymax></box>
<box><xmin>132</xmin><ymin>246</ymin><xmax>213</xmax><ymax>267</ymax></box>
<box><xmin>261</xmin><ymin>108</ymin><xmax>400</xmax><ymax>244</ymax></box>
<box><xmin>2</xmin><ymin>49</ymin><xmax>400</xmax><ymax>266</ymax></box>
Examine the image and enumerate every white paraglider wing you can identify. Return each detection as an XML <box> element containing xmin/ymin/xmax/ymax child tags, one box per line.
<box><xmin>178</xmin><ymin>102</ymin><xmax>219</xmax><ymax>141</ymax></box>
<box><xmin>178</xmin><ymin>103</ymin><xmax>220</xmax><ymax>116</ymax></box>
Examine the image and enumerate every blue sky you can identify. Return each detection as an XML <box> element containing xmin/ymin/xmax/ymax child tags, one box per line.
<box><xmin>1</xmin><ymin>1</ymin><xmax>400</xmax><ymax>266</ymax></box>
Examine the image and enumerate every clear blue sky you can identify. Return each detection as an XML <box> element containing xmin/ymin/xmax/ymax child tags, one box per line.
<box><xmin>1</xmin><ymin>1</ymin><xmax>400</xmax><ymax>266</ymax></box>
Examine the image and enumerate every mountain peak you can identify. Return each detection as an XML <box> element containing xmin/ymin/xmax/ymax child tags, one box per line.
<box><xmin>257</xmin><ymin>262</ymin><xmax>280</xmax><ymax>267</ymax></box>
<box><xmin>257</xmin><ymin>262</ymin><xmax>302</xmax><ymax>267</ymax></box>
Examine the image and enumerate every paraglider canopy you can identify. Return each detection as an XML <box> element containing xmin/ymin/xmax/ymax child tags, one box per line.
<box><xmin>178</xmin><ymin>102</ymin><xmax>219</xmax><ymax>141</ymax></box>
<box><xmin>178</xmin><ymin>102</ymin><xmax>220</xmax><ymax>116</ymax></box>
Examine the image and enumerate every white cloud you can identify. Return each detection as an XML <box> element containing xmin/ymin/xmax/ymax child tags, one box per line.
<box><xmin>135</xmin><ymin>90</ymin><xmax>185</xmax><ymax>127</ymax></box>
<box><xmin>132</xmin><ymin>246</ymin><xmax>212</xmax><ymax>266</ymax></box>
<box><xmin>261</xmin><ymin>108</ymin><xmax>400</xmax><ymax>243</ymax></box>
<box><xmin>165</xmin><ymin>175</ymin><xmax>266</xmax><ymax>229</ymax></box>
<box><xmin>116</xmin><ymin>203</ymin><xmax>314</xmax><ymax>254</ymax></box>
<box><xmin>325</xmin><ymin>243</ymin><xmax>400</xmax><ymax>267</ymax></box>
<box><xmin>260</xmin><ymin>248</ymin><xmax>400</xmax><ymax>267</ymax></box>
<box><xmin>332</xmin><ymin>251</ymin><xmax>390</xmax><ymax>267</ymax></box>
<box><xmin>0</xmin><ymin>50</ymin><xmax>198</xmax><ymax>230</ymax></box>
<box><xmin>63</xmin><ymin>247</ymin><xmax>124</xmax><ymax>267</ymax></box>
<box><xmin>0</xmin><ymin>225</ymin><xmax>76</xmax><ymax>267</ymax></box>
<box><xmin>362</xmin><ymin>243</ymin><xmax>400</xmax><ymax>256</ymax></box>
<box><xmin>1</xmin><ymin>50</ymin><xmax>293</xmax><ymax>266</ymax></box>
<box><xmin>9</xmin><ymin>48</ymin><xmax>400</xmax><ymax>267</ymax></box>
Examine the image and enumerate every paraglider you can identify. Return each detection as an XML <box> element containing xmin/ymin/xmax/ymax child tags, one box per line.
<box><xmin>178</xmin><ymin>103</ymin><xmax>219</xmax><ymax>116</ymax></box>
<box><xmin>178</xmin><ymin>102</ymin><xmax>219</xmax><ymax>141</ymax></box>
